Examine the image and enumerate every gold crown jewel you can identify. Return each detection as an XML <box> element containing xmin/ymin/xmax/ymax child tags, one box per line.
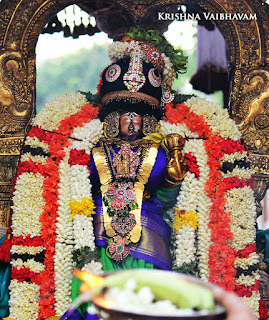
<box><xmin>123</xmin><ymin>42</ymin><xmax>146</xmax><ymax>92</ymax></box>
<box><xmin>107</xmin><ymin>28</ymin><xmax>188</xmax><ymax>108</ymax></box>
<box><xmin>139</xmin><ymin>41</ymin><xmax>165</xmax><ymax>72</ymax></box>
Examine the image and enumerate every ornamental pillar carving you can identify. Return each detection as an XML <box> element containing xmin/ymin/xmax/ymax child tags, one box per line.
<box><xmin>0</xmin><ymin>50</ymin><xmax>35</xmax><ymax>136</ymax></box>
<box><xmin>231</xmin><ymin>67</ymin><xmax>269</xmax><ymax>217</ymax></box>
<box><xmin>0</xmin><ymin>49</ymin><xmax>36</xmax><ymax>227</ymax></box>
<box><xmin>0</xmin><ymin>156</ymin><xmax>19</xmax><ymax>227</ymax></box>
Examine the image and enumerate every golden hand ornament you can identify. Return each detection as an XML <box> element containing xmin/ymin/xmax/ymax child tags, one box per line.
<box><xmin>163</xmin><ymin>134</ymin><xmax>188</xmax><ymax>188</ymax></box>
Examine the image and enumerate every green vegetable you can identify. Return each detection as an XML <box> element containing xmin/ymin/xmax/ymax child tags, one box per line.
<box><xmin>98</xmin><ymin>269</ymin><xmax>215</xmax><ymax>311</ymax></box>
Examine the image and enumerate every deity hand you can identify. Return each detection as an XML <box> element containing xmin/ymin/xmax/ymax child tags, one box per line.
<box><xmin>163</xmin><ymin>134</ymin><xmax>188</xmax><ymax>188</ymax></box>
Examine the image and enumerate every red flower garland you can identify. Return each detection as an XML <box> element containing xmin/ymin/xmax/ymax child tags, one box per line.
<box><xmin>12</xmin><ymin>267</ymin><xmax>42</xmax><ymax>285</ymax></box>
<box><xmin>68</xmin><ymin>149</ymin><xmax>91</xmax><ymax>166</ymax></box>
<box><xmin>185</xmin><ymin>152</ymin><xmax>200</xmax><ymax>179</ymax></box>
<box><xmin>234</xmin><ymin>280</ymin><xmax>259</xmax><ymax>297</ymax></box>
<box><xmin>259</xmin><ymin>300</ymin><xmax>268</xmax><ymax>319</ymax></box>
<box><xmin>38</xmin><ymin>158</ymin><xmax>62</xmax><ymax>319</ymax></box>
<box><xmin>222</xmin><ymin>177</ymin><xmax>253</xmax><ymax>192</ymax></box>
<box><xmin>27</xmin><ymin>126</ymin><xmax>55</xmax><ymax>143</ymax></box>
<box><xmin>56</xmin><ymin>103</ymin><xmax>99</xmax><ymax>137</ymax></box>
<box><xmin>235</xmin><ymin>243</ymin><xmax>257</xmax><ymax>259</ymax></box>
<box><xmin>11</xmin><ymin>235</ymin><xmax>44</xmax><ymax>247</ymax></box>
<box><xmin>16</xmin><ymin>160</ymin><xmax>47</xmax><ymax>179</ymax></box>
<box><xmin>165</xmin><ymin>102</ymin><xmax>212</xmax><ymax>138</ymax></box>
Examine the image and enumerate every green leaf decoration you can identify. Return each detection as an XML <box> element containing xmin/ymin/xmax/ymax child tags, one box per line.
<box><xmin>79</xmin><ymin>90</ymin><xmax>101</xmax><ymax>106</ymax></box>
<box><xmin>173</xmin><ymin>92</ymin><xmax>196</xmax><ymax>105</ymax></box>
<box><xmin>72</xmin><ymin>246</ymin><xmax>101</xmax><ymax>269</ymax></box>
<box><xmin>125</xmin><ymin>27</ymin><xmax>188</xmax><ymax>77</ymax></box>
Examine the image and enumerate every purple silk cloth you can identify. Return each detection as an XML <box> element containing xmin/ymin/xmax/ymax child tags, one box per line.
<box><xmin>60</xmin><ymin>308</ymin><xmax>99</xmax><ymax>320</ymax></box>
<box><xmin>90</xmin><ymin>146</ymin><xmax>173</xmax><ymax>270</ymax></box>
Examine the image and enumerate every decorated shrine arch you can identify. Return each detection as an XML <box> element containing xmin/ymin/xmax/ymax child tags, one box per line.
<box><xmin>1</xmin><ymin>0</ymin><xmax>269</xmax><ymax>318</ymax></box>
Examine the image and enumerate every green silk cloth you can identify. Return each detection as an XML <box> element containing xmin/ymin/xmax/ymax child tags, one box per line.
<box><xmin>0</xmin><ymin>235</ymin><xmax>11</xmax><ymax>318</ymax></box>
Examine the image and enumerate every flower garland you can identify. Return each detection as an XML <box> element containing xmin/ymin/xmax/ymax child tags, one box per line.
<box><xmin>32</xmin><ymin>92</ymin><xmax>88</xmax><ymax>131</ymax></box>
<box><xmin>173</xmin><ymin>210</ymin><xmax>199</xmax><ymax>267</ymax></box>
<box><xmin>53</xmin><ymin>152</ymin><xmax>74</xmax><ymax>315</ymax></box>
<box><xmin>56</xmin><ymin>114</ymin><xmax>103</xmax><ymax>308</ymax></box>
<box><xmin>160</xmin><ymin>96</ymin><xmax>261</xmax><ymax>317</ymax></box>
<box><xmin>183</xmin><ymin>139</ymin><xmax>211</xmax><ymax>280</ymax></box>
<box><xmin>9</xmin><ymin>93</ymin><xmax>262</xmax><ymax>319</ymax></box>
<box><xmin>9</xmin><ymin>93</ymin><xmax>101</xmax><ymax>319</ymax></box>
<box><xmin>9</xmin><ymin>129</ymin><xmax>49</xmax><ymax>320</ymax></box>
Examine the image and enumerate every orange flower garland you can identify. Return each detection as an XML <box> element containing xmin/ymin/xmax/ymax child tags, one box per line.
<box><xmin>9</xmin><ymin>101</ymin><xmax>99</xmax><ymax>319</ymax></box>
<box><xmin>164</xmin><ymin>100</ymin><xmax>261</xmax><ymax>315</ymax></box>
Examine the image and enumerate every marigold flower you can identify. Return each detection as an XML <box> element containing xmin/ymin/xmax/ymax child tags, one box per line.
<box><xmin>173</xmin><ymin>209</ymin><xmax>199</xmax><ymax>232</ymax></box>
<box><xmin>69</xmin><ymin>197</ymin><xmax>96</xmax><ymax>219</ymax></box>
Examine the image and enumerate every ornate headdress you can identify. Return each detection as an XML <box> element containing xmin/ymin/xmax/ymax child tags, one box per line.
<box><xmin>98</xmin><ymin>27</ymin><xmax>188</xmax><ymax>121</ymax></box>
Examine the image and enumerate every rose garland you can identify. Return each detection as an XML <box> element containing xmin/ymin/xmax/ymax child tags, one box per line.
<box><xmin>9</xmin><ymin>94</ymin><xmax>262</xmax><ymax>319</ymax></box>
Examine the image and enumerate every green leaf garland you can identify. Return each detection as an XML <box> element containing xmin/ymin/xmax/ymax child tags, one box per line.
<box><xmin>125</xmin><ymin>27</ymin><xmax>188</xmax><ymax>76</ymax></box>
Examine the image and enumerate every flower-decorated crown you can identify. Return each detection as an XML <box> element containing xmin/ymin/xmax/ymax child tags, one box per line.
<box><xmin>98</xmin><ymin>27</ymin><xmax>188</xmax><ymax>121</ymax></box>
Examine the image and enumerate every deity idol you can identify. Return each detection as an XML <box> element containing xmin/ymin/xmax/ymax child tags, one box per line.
<box><xmin>3</xmin><ymin>28</ymin><xmax>261</xmax><ymax>320</ymax></box>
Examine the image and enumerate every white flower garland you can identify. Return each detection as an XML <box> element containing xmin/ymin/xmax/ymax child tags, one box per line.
<box><xmin>24</xmin><ymin>135</ymin><xmax>50</xmax><ymax>152</ymax></box>
<box><xmin>69</xmin><ymin>146</ymin><xmax>96</xmax><ymax>250</ymax></box>
<box><xmin>185</xmin><ymin>97</ymin><xmax>241</xmax><ymax>141</ymax></box>
<box><xmin>174</xmin><ymin>224</ymin><xmax>196</xmax><ymax>266</ymax></box>
<box><xmin>220</xmin><ymin>151</ymin><xmax>248</xmax><ymax>164</ymax></box>
<box><xmin>234</xmin><ymin>253</ymin><xmax>260</xmax><ymax>270</ymax></box>
<box><xmin>71</xmin><ymin>118</ymin><xmax>103</xmax><ymax>150</ymax></box>
<box><xmin>20</xmin><ymin>153</ymin><xmax>48</xmax><ymax>164</ymax></box>
<box><xmin>12</xmin><ymin>172</ymin><xmax>45</xmax><ymax>237</ymax></box>
<box><xmin>11</xmin><ymin>245</ymin><xmax>44</xmax><ymax>255</ymax></box>
<box><xmin>223</xmin><ymin>167</ymin><xmax>252</xmax><ymax>180</ymax></box>
<box><xmin>70</xmin><ymin>164</ymin><xmax>92</xmax><ymax>201</ymax></box>
<box><xmin>32</xmin><ymin>92</ymin><xmax>87</xmax><ymax>131</ymax></box>
<box><xmin>54</xmin><ymin>151</ymin><xmax>75</xmax><ymax>315</ymax></box>
<box><xmin>73</xmin><ymin>215</ymin><xmax>95</xmax><ymax>250</ymax></box>
<box><xmin>226</xmin><ymin>186</ymin><xmax>257</xmax><ymax>251</ymax></box>
<box><xmin>236</xmin><ymin>271</ymin><xmax>260</xmax><ymax>286</ymax></box>
<box><xmin>171</xmin><ymin>137</ymin><xmax>212</xmax><ymax>280</ymax></box>
<box><xmin>9</xmin><ymin>280</ymin><xmax>40</xmax><ymax>320</ymax></box>
<box><xmin>11</xmin><ymin>258</ymin><xmax>45</xmax><ymax>273</ymax></box>
<box><xmin>159</xmin><ymin>120</ymin><xmax>199</xmax><ymax>139</ymax></box>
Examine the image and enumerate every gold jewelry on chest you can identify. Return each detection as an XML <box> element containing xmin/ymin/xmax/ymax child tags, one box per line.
<box><xmin>92</xmin><ymin>139</ymin><xmax>159</xmax><ymax>260</ymax></box>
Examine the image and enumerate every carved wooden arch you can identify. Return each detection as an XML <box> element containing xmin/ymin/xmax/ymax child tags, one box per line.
<box><xmin>0</xmin><ymin>0</ymin><xmax>269</xmax><ymax>226</ymax></box>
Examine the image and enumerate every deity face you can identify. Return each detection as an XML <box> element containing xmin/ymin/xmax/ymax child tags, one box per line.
<box><xmin>119</xmin><ymin>112</ymin><xmax>142</xmax><ymax>138</ymax></box>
